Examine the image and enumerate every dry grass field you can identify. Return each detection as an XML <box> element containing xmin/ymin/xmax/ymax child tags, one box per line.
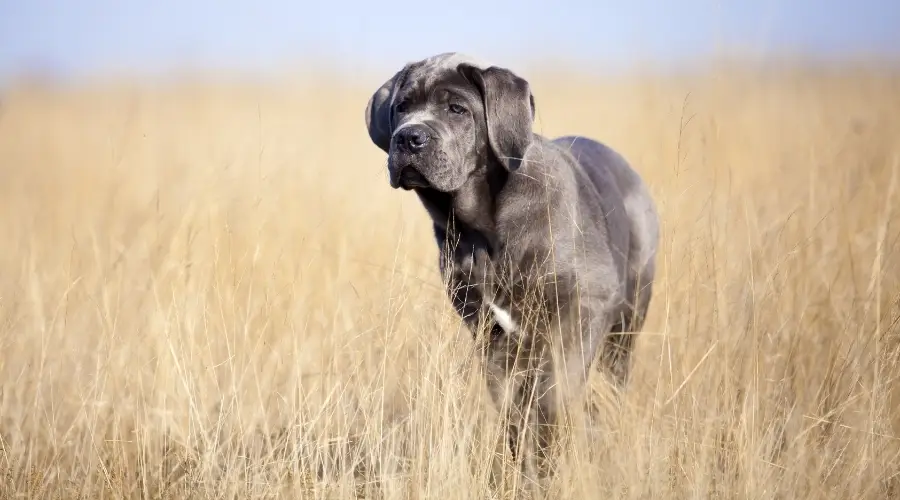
<box><xmin>1</xmin><ymin>60</ymin><xmax>900</xmax><ymax>499</ymax></box>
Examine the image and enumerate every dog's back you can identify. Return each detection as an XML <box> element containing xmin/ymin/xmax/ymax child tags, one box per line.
<box><xmin>552</xmin><ymin>135</ymin><xmax>659</xmax><ymax>330</ymax></box>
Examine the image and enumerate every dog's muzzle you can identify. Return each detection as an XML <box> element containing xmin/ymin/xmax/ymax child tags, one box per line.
<box><xmin>387</xmin><ymin>123</ymin><xmax>435</xmax><ymax>190</ymax></box>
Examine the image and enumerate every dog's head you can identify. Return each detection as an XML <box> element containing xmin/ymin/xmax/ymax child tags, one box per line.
<box><xmin>365</xmin><ymin>52</ymin><xmax>536</xmax><ymax>192</ymax></box>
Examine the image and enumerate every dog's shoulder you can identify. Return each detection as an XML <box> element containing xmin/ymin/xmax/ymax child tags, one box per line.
<box><xmin>494</xmin><ymin>134</ymin><xmax>624</xmax><ymax>230</ymax></box>
<box><xmin>548</xmin><ymin>135</ymin><xmax>634</xmax><ymax>286</ymax></box>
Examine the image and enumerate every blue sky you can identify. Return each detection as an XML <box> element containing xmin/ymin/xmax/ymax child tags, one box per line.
<box><xmin>1</xmin><ymin>0</ymin><xmax>898</xmax><ymax>84</ymax></box>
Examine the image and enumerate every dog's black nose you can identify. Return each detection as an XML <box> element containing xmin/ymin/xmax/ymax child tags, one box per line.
<box><xmin>394</xmin><ymin>125</ymin><xmax>430</xmax><ymax>153</ymax></box>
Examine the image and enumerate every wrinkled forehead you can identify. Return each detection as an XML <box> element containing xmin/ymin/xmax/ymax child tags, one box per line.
<box><xmin>400</xmin><ymin>52</ymin><xmax>490</xmax><ymax>100</ymax></box>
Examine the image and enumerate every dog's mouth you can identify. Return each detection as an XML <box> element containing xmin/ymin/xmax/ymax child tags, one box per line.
<box><xmin>392</xmin><ymin>166</ymin><xmax>431</xmax><ymax>190</ymax></box>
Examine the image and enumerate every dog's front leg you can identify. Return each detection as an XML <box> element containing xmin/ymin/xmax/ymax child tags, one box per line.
<box><xmin>482</xmin><ymin>328</ymin><xmax>553</xmax><ymax>484</ymax></box>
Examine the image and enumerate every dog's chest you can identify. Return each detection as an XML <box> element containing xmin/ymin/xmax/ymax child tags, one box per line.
<box><xmin>441</xmin><ymin>232</ymin><xmax>496</xmax><ymax>293</ymax></box>
<box><xmin>439</xmin><ymin>230</ymin><xmax>520</xmax><ymax>335</ymax></box>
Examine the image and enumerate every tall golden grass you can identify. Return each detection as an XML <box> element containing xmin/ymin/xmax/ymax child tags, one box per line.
<box><xmin>1</xmin><ymin>60</ymin><xmax>900</xmax><ymax>498</ymax></box>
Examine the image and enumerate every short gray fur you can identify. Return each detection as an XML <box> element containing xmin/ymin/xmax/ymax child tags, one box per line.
<box><xmin>365</xmin><ymin>52</ymin><xmax>659</xmax><ymax>484</ymax></box>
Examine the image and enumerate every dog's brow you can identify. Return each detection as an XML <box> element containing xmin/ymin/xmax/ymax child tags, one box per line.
<box><xmin>397</xmin><ymin>75</ymin><xmax>428</xmax><ymax>100</ymax></box>
<box><xmin>443</xmin><ymin>87</ymin><xmax>474</xmax><ymax>99</ymax></box>
<box><xmin>401</xmin><ymin>83</ymin><xmax>473</xmax><ymax>106</ymax></box>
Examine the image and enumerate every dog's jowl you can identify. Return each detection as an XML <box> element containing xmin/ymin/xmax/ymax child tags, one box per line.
<box><xmin>364</xmin><ymin>52</ymin><xmax>660</xmax><ymax>484</ymax></box>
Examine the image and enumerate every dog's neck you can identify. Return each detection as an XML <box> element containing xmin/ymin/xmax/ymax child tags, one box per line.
<box><xmin>415</xmin><ymin>163</ymin><xmax>508</xmax><ymax>253</ymax></box>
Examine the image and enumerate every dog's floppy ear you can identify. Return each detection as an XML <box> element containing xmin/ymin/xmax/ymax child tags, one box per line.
<box><xmin>365</xmin><ymin>64</ymin><xmax>412</xmax><ymax>153</ymax></box>
<box><xmin>461</xmin><ymin>64</ymin><xmax>535</xmax><ymax>171</ymax></box>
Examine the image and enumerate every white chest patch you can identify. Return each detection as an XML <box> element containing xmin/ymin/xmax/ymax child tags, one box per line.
<box><xmin>487</xmin><ymin>300</ymin><xmax>518</xmax><ymax>334</ymax></box>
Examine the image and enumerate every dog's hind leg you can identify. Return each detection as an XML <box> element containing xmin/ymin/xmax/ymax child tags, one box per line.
<box><xmin>599</xmin><ymin>325</ymin><xmax>636</xmax><ymax>390</ymax></box>
<box><xmin>599</xmin><ymin>273</ymin><xmax>653</xmax><ymax>390</ymax></box>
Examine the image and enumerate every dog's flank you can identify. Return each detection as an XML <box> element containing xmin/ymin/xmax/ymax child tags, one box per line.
<box><xmin>364</xmin><ymin>51</ymin><xmax>660</xmax><ymax>488</ymax></box>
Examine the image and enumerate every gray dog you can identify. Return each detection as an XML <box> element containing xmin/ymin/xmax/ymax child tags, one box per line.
<box><xmin>365</xmin><ymin>52</ymin><xmax>659</xmax><ymax>481</ymax></box>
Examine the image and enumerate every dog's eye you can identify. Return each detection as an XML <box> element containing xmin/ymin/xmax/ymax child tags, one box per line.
<box><xmin>448</xmin><ymin>103</ymin><xmax>467</xmax><ymax>115</ymax></box>
<box><xmin>395</xmin><ymin>100</ymin><xmax>409</xmax><ymax>113</ymax></box>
